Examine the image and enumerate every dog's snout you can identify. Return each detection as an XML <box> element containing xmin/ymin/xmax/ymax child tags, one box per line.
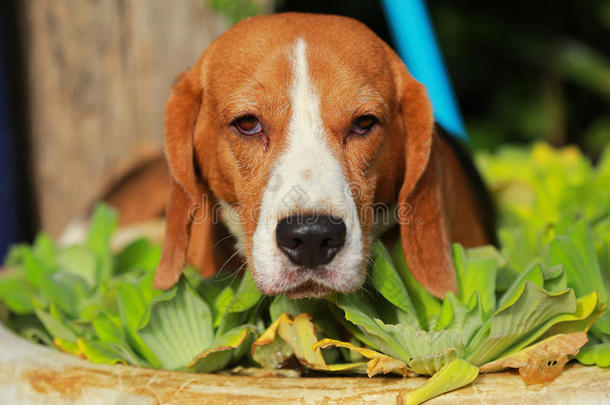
<box><xmin>276</xmin><ymin>215</ymin><xmax>346</xmax><ymax>268</ymax></box>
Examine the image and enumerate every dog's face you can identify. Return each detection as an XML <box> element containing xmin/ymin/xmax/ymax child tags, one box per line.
<box><xmin>155</xmin><ymin>13</ymin><xmax>460</xmax><ymax>299</ymax></box>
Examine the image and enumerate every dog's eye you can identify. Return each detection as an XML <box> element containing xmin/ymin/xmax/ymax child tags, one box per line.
<box><xmin>351</xmin><ymin>115</ymin><xmax>378</xmax><ymax>135</ymax></box>
<box><xmin>233</xmin><ymin>115</ymin><xmax>262</xmax><ymax>135</ymax></box>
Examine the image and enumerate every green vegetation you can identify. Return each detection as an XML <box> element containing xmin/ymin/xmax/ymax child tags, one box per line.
<box><xmin>1</xmin><ymin>143</ymin><xmax>609</xmax><ymax>404</ymax></box>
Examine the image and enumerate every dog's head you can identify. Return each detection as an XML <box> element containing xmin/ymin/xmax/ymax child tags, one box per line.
<box><xmin>154</xmin><ymin>13</ymin><xmax>458</xmax><ymax>298</ymax></box>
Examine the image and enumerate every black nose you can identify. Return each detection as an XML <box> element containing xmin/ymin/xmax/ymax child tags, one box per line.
<box><xmin>276</xmin><ymin>215</ymin><xmax>346</xmax><ymax>268</ymax></box>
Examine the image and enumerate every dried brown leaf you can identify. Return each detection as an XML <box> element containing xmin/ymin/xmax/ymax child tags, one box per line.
<box><xmin>480</xmin><ymin>332</ymin><xmax>588</xmax><ymax>385</ymax></box>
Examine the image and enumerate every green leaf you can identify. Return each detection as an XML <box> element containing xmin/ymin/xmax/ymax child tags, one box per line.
<box><xmin>496</xmin><ymin>263</ymin><xmax>544</xmax><ymax>311</ymax></box>
<box><xmin>92</xmin><ymin>311</ymin><xmax>145</xmax><ymax>366</ymax></box>
<box><xmin>189</xmin><ymin>325</ymin><xmax>254</xmax><ymax>373</ymax></box>
<box><xmin>434</xmin><ymin>292</ymin><xmax>484</xmax><ymax>348</ymax></box>
<box><xmin>400</xmin><ymin>358</ymin><xmax>479</xmax><ymax>405</ymax></box>
<box><xmin>225</xmin><ymin>269</ymin><xmax>262</xmax><ymax>314</ymax></box>
<box><xmin>116</xmin><ymin>272</ymin><xmax>163</xmax><ymax>367</ymax></box>
<box><xmin>374</xmin><ymin>320</ymin><xmax>464</xmax><ymax>374</ymax></box>
<box><xmin>269</xmin><ymin>295</ymin><xmax>320</xmax><ymax>322</ymax></box>
<box><xmin>138</xmin><ymin>278</ymin><xmax>214</xmax><ymax>370</ymax></box>
<box><xmin>541</xmin><ymin>264</ymin><xmax>568</xmax><ymax>292</ymax></box>
<box><xmin>38</xmin><ymin>272</ymin><xmax>90</xmax><ymax>318</ymax></box>
<box><xmin>77</xmin><ymin>338</ymin><xmax>141</xmax><ymax>366</ymax></box>
<box><xmin>212</xmin><ymin>286</ymin><xmax>235</xmax><ymax>327</ymax></box>
<box><xmin>453</xmin><ymin>244</ymin><xmax>498</xmax><ymax>317</ymax></box>
<box><xmin>539</xmin><ymin>291</ymin><xmax>604</xmax><ymax>338</ymax></box>
<box><xmin>0</xmin><ymin>271</ymin><xmax>37</xmax><ymax>314</ymax></box>
<box><xmin>545</xmin><ymin>220</ymin><xmax>607</xmax><ymax>304</ymax></box>
<box><xmin>466</xmin><ymin>282</ymin><xmax>576</xmax><ymax>365</ymax></box>
<box><xmin>576</xmin><ymin>342</ymin><xmax>610</xmax><ymax>367</ymax></box>
<box><xmin>115</xmin><ymin>238</ymin><xmax>161</xmax><ymax>275</ymax></box>
<box><xmin>86</xmin><ymin>204</ymin><xmax>118</xmax><ymax>281</ymax></box>
<box><xmin>391</xmin><ymin>242</ymin><xmax>441</xmax><ymax>330</ymax></box>
<box><xmin>216</xmin><ymin>269</ymin><xmax>263</xmax><ymax>335</ymax></box>
<box><xmin>56</xmin><ymin>245</ymin><xmax>97</xmax><ymax>288</ymax></box>
<box><xmin>34</xmin><ymin>306</ymin><xmax>77</xmax><ymax>342</ymax></box>
<box><xmin>370</xmin><ymin>242</ymin><xmax>417</xmax><ymax>319</ymax></box>
<box><xmin>408</xmin><ymin>349</ymin><xmax>457</xmax><ymax>376</ymax></box>
<box><xmin>499</xmin><ymin>226</ymin><xmax>541</xmax><ymax>272</ymax></box>
<box><xmin>333</xmin><ymin>292</ymin><xmax>410</xmax><ymax>361</ymax></box>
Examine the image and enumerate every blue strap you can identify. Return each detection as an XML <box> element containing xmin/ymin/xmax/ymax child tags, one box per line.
<box><xmin>381</xmin><ymin>0</ymin><xmax>467</xmax><ymax>139</ymax></box>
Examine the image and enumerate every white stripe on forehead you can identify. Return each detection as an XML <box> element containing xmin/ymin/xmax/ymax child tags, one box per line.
<box><xmin>251</xmin><ymin>38</ymin><xmax>363</xmax><ymax>293</ymax></box>
<box><xmin>289</xmin><ymin>38</ymin><xmax>323</xmax><ymax>146</ymax></box>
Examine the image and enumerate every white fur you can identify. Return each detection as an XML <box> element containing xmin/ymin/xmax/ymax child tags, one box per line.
<box><xmin>251</xmin><ymin>38</ymin><xmax>363</xmax><ymax>296</ymax></box>
<box><xmin>218</xmin><ymin>200</ymin><xmax>246</xmax><ymax>254</ymax></box>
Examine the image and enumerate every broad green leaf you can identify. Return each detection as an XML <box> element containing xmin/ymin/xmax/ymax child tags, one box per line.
<box><xmin>21</xmin><ymin>248</ymin><xmax>52</xmax><ymax>287</ymax></box>
<box><xmin>20</xmin><ymin>327</ymin><xmax>53</xmax><ymax>347</ymax></box>
<box><xmin>391</xmin><ymin>242</ymin><xmax>441</xmax><ymax>330</ymax></box>
<box><xmin>117</xmin><ymin>272</ymin><xmax>163</xmax><ymax>367</ymax></box>
<box><xmin>453</xmin><ymin>244</ymin><xmax>497</xmax><ymax>316</ymax></box>
<box><xmin>226</xmin><ymin>269</ymin><xmax>262</xmax><ymax>313</ymax></box>
<box><xmin>86</xmin><ymin>204</ymin><xmax>118</xmax><ymax>281</ymax></box>
<box><xmin>77</xmin><ymin>338</ymin><xmax>142</xmax><ymax>366</ymax></box>
<box><xmin>496</xmin><ymin>263</ymin><xmax>544</xmax><ymax>311</ymax></box>
<box><xmin>269</xmin><ymin>295</ymin><xmax>320</xmax><ymax>321</ymax></box>
<box><xmin>576</xmin><ymin>342</ymin><xmax>610</xmax><ymax>367</ymax></box>
<box><xmin>115</xmin><ymin>238</ymin><xmax>161</xmax><ymax>275</ymax></box>
<box><xmin>56</xmin><ymin>245</ymin><xmax>97</xmax><ymax>287</ymax></box>
<box><xmin>409</xmin><ymin>349</ymin><xmax>457</xmax><ymax>376</ymax></box>
<box><xmin>34</xmin><ymin>307</ymin><xmax>77</xmax><ymax>342</ymax></box>
<box><xmin>216</xmin><ymin>269</ymin><xmax>263</xmax><ymax>334</ymax></box>
<box><xmin>434</xmin><ymin>292</ymin><xmax>484</xmax><ymax>348</ymax></box>
<box><xmin>399</xmin><ymin>358</ymin><xmax>479</xmax><ymax>405</ymax></box>
<box><xmin>0</xmin><ymin>271</ymin><xmax>36</xmax><ymax>314</ymax></box>
<box><xmin>92</xmin><ymin>311</ymin><xmax>144</xmax><ymax>365</ymax></box>
<box><xmin>539</xmin><ymin>291</ymin><xmax>603</xmax><ymax>338</ymax></box>
<box><xmin>138</xmin><ymin>278</ymin><xmax>214</xmax><ymax>370</ymax></box>
<box><xmin>467</xmin><ymin>282</ymin><xmax>576</xmax><ymax>365</ymax></box>
<box><xmin>188</xmin><ymin>325</ymin><xmax>254</xmax><ymax>373</ymax></box>
<box><xmin>541</xmin><ymin>264</ymin><xmax>568</xmax><ymax>292</ymax></box>
<box><xmin>499</xmin><ymin>226</ymin><xmax>541</xmax><ymax>272</ymax></box>
<box><xmin>212</xmin><ymin>286</ymin><xmax>235</xmax><ymax>327</ymax></box>
<box><xmin>370</xmin><ymin>242</ymin><xmax>417</xmax><ymax>319</ymax></box>
<box><xmin>38</xmin><ymin>272</ymin><xmax>90</xmax><ymax>318</ymax></box>
<box><xmin>545</xmin><ymin>220</ymin><xmax>607</xmax><ymax>304</ymax></box>
<box><xmin>333</xmin><ymin>292</ymin><xmax>410</xmax><ymax>361</ymax></box>
<box><xmin>373</xmin><ymin>320</ymin><xmax>464</xmax><ymax>374</ymax></box>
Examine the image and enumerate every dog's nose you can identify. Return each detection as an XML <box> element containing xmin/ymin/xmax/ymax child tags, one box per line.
<box><xmin>276</xmin><ymin>215</ymin><xmax>346</xmax><ymax>268</ymax></box>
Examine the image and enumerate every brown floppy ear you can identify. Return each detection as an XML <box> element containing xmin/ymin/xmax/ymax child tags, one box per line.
<box><xmin>392</xmin><ymin>55</ymin><xmax>458</xmax><ymax>299</ymax></box>
<box><xmin>154</xmin><ymin>67</ymin><xmax>210</xmax><ymax>290</ymax></box>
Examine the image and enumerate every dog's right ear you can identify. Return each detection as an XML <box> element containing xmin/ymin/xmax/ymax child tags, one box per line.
<box><xmin>154</xmin><ymin>67</ymin><xmax>208</xmax><ymax>290</ymax></box>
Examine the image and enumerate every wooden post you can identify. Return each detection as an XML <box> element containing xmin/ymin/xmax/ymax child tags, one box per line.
<box><xmin>21</xmin><ymin>0</ymin><xmax>227</xmax><ymax>235</ymax></box>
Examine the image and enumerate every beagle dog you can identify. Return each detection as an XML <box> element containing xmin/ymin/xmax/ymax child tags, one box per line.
<box><xmin>153</xmin><ymin>13</ymin><xmax>496</xmax><ymax>299</ymax></box>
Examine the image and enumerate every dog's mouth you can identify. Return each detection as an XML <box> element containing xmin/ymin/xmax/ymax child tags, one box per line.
<box><xmin>283</xmin><ymin>280</ymin><xmax>333</xmax><ymax>299</ymax></box>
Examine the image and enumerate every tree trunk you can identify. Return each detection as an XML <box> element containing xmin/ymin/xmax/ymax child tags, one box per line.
<box><xmin>21</xmin><ymin>0</ymin><xmax>227</xmax><ymax>234</ymax></box>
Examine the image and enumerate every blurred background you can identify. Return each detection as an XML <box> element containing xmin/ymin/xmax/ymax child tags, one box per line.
<box><xmin>0</xmin><ymin>0</ymin><xmax>608</xmax><ymax>257</ymax></box>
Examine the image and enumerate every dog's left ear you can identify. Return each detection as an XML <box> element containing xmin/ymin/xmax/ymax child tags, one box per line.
<box><xmin>390</xmin><ymin>52</ymin><xmax>458</xmax><ymax>299</ymax></box>
<box><xmin>154</xmin><ymin>66</ymin><xmax>211</xmax><ymax>290</ymax></box>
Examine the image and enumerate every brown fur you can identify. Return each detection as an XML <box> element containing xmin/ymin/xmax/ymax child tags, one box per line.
<box><xmin>151</xmin><ymin>13</ymin><xmax>494</xmax><ymax>297</ymax></box>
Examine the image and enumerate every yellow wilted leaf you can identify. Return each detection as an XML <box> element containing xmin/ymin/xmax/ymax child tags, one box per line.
<box><xmin>314</xmin><ymin>338</ymin><xmax>408</xmax><ymax>377</ymax></box>
<box><xmin>277</xmin><ymin>313</ymin><xmax>327</xmax><ymax>369</ymax></box>
<box><xmin>252</xmin><ymin>313</ymin><xmax>366</xmax><ymax>373</ymax></box>
<box><xmin>251</xmin><ymin>313</ymin><xmax>295</xmax><ymax>369</ymax></box>
<box><xmin>480</xmin><ymin>332</ymin><xmax>588</xmax><ymax>385</ymax></box>
<box><xmin>54</xmin><ymin>337</ymin><xmax>83</xmax><ymax>358</ymax></box>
